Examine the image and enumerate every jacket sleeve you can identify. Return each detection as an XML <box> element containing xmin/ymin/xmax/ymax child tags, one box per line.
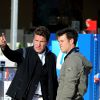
<box><xmin>82</xmin><ymin>56</ymin><xmax>92</xmax><ymax>74</ymax></box>
<box><xmin>1</xmin><ymin>44</ymin><xmax>24</xmax><ymax>63</ymax></box>
<box><xmin>52</xmin><ymin>54</ymin><xmax>58</xmax><ymax>98</ymax></box>
<box><xmin>47</xmin><ymin>52</ymin><xmax>58</xmax><ymax>100</ymax></box>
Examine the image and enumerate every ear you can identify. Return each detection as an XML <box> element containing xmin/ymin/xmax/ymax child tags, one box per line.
<box><xmin>70</xmin><ymin>38</ymin><xmax>74</xmax><ymax>44</ymax></box>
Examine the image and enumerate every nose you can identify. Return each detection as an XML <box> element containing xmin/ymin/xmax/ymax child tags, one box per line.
<box><xmin>59</xmin><ymin>42</ymin><xmax>62</xmax><ymax>46</ymax></box>
<box><xmin>38</xmin><ymin>41</ymin><xmax>42</xmax><ymax>47</ymax></box>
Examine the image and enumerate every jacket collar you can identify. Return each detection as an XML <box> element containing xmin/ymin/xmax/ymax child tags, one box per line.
<box><xmin>64</xmin><ymin>47</ymin><xmax>79</xmax><ymax>61</ymax></box>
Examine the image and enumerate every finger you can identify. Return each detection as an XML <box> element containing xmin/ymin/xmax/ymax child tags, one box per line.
<box><xmin>2</xmin><ymin>33</ymin><xmax>5</xmax><ymax>37</ymax></box>
<box><xmin>2</xmin><ymin>33</ymin><xmax>6</xmax><ymax>41</ymax></box>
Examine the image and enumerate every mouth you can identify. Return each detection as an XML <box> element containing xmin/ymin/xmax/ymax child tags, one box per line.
<box><xmin>36</xmin><ymin>47</ymin><xmax>41</xmax><ymax>50</ymax></box>
<box><xmin>60</xmin><ymin>46</ymin><xmax>63</xmax><ymax>49</ymax></box>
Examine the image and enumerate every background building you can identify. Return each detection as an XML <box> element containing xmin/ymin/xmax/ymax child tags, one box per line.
<box><xmin>0</xmin><ymin>0</ymin><xmax>100</xmax><ymax>32</ymax></box>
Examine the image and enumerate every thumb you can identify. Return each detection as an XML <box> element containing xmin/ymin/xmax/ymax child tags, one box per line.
<box><xmin>2</xmin><ymin>33</ymin><xmax>5</xmax><ymax>39</ymax></box>
<box><xmin>2</xmin><ymin>32</ymin><xmax>5</xmax><ymax>37</ymax></box>
<box><xmin>2</xmin><ymin>33</ymin><xmax>6</xmax><ymax>41</ymax></box>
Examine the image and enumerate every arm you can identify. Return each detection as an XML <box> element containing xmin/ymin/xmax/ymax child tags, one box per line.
<box><xmin>52</xmin><ymin>54</ymin><xmax>58</xmax><ymax>98</ymax></box>
<box><xmin>0</xmin><ymin>33</ymin><xmax>23</xmax><ymax>63</ymax></box>
<box><xmin>47</xmin><ymin>52</ymin><xmax>58</xmax><ymax>100</ymax></box>
<box><xmin>2</xmin><ymin>45</ymin><xmax>23</xmax><ymax>63</ymax></box>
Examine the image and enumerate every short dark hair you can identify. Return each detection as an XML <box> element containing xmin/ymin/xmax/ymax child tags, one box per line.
<box><xmin>33</xmin><ymin>26</ymin><xmax>50</xmax><ymax>42</ymax></box>
<box><xmin>56</xmin><ymin>28</ymin><xmax>78</xmax><ymax>46</ymax></box>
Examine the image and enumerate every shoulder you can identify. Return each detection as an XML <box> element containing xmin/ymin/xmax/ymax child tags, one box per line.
<box><xmin>22</xmin><ymin>46</ymin><xmax>37</xmax><ymax>57</ymax></box>
<box><xmin>24</xmin><ymin>46</ymin><xmax>33</xmax><ymax>50</ymax></box>
<box><xmin>48</xmin><ymin>50</ymin><xmax>56</xmax><ymax>58</ymax></box>
<box><xmin>69</xmin><ymin>52</ymin><xmax>82</xmax><ymax>60</ymax></box>
<box><xmin>45</xmin><ymin>47</ymin><xmax>56</xmax><ymax>57</ymax></box>
<box><xmin>45</xmin><ymin>50</ymin><xmax>56</xmax><ymax>63</ymax></box>
<box><xmin>23</xmin><ymin>46</ymin><xmax>35</xmax><ymax>53</ymax></box>
<box><xmin>66</xmin><ymin>52</ymin><xmax>82</xmax><ymax>65</ymax></box>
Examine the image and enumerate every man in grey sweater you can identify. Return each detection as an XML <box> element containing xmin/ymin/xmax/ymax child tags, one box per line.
<box><xmin>56</xmin><ymin>28</ymin><xmax>92</xmax><ymax>100</ymax></box>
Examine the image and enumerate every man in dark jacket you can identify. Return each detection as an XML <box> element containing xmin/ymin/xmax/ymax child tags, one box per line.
<box><xmin>0</xmin><ymin>26</ymin><xmax>58</xmax><ymax>100</ymax></box>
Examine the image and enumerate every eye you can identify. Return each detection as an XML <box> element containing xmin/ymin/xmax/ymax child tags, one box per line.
<box><xmin>60</xmin><ymin>40</ymin><xmax>64</xmax><ymax>43</ymax></box>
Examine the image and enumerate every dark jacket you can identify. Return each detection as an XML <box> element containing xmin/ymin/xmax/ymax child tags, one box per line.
<box><xmin>2</xmin><ymin>45</ymin><xmax>58</xmax><ymax>100</ymax></box>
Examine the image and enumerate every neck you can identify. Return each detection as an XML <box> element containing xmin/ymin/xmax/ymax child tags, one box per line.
<box><xmin>67</xmin><ymin>45</ymin><xmax>75</xmax><ymax>53</ymax></box>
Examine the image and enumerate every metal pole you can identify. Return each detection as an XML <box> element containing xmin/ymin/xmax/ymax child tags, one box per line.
<box><xmin>10</xmin><ymin>0</ymin><xmax>18</xmax><ymax>49</ymax></box>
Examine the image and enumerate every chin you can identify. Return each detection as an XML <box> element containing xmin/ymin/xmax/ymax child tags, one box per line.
<box><xmin>35</xmin><ymin>50</ymin><xmax>41</xmax><ymax>53</ymax></box>
<box><xmin>60</xmin><ymin>48</ymin><xmax>64</xmax><ymax>52</ymax></box>
<box><xmin>62</xmin><ymin>50</ymin><xmax>66</xmax><ymax>53</ymax></box>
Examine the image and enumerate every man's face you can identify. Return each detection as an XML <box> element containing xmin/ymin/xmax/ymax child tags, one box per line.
<box><xmin>33</xmin><ymin>34</ymin><xmax>47</xmax><ymax>53</ymax></box>
<box><xmin>57</xmin><ymin>34</ymin><xmax>72</xmax><ymax>53</ymax></box>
